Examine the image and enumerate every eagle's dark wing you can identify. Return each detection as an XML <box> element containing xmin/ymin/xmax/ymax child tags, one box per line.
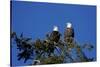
<box><xmin>50</xmin><ymin>31</ymin><xmax>61</xmax><ymax>43</ymax></box>
<box><xmin>65</xmin><ymin>28</ymin><xmax>74</xmax><ymax>37</ymax></box>
<box><xmin>72</xmin><ymin>28</ymin><xmax>74</xmax><ymax>38</ymax></box>
<box><xmin>64</xmin><ymin>28</ymin><xmax>74</xmax><ymax>43</ymax></box>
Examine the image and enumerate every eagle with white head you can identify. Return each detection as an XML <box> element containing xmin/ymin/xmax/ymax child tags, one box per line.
<box><xmin>64</xmin><ymin>22</ymin><xmax>74</xmax><ymax>44</ymax></box>
<box><xmin>49</xmin><ymin>26</ymin><xmax>61</xmax><ymax>43</ymax></box>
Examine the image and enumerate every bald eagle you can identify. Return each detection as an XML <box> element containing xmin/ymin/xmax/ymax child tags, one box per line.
<box><xmin>49</xmin><ymin>26</ymin><xmax>61</xmax><ymax>43</ymax></box>
<box><xmin>64</xmin><ymin>22</ymin><xmax>74</xmax><ymax>44</ymax></box>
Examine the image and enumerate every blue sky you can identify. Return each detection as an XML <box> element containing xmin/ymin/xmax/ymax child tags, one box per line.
<box><xmin>11</xmin><ymin>1</ymin><xmax>96</xmax><ymax>66</ymax></box>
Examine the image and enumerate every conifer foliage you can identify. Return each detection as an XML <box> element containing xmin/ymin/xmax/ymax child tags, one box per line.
<box><xmin>11</xmin><ymin>29</ymin><xmax>95</xmax><ymax>65</ymax></box>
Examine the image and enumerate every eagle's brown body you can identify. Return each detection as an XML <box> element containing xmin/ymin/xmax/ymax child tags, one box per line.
<box><xmin>50</xmin><ymin>31</ymin><xmax>61</xmax><ymax>43</ymax></box>
<box><xmin>64</xmin><ymin>27</ymin><xmax>74</xmax><ymax>44</ymax></box>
